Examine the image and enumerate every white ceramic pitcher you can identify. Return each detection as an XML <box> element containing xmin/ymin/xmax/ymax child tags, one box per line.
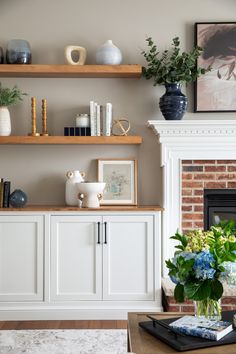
<box><xmin>65</xmin><ymin>170</ymin><xmax>85</xmax><ymax>206</ymax></box>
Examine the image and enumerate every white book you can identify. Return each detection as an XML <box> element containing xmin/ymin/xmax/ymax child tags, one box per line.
<box><xmin>105</xmin><ymin>102</ymin><xmax>112</xmax><ymax>136</ymax></box>
<box><xmin>89</xmin><ymin>101</ymin><xmax>96</xmax><ymax>136</ymax></box>
<box><xmin>96</xmin><ymin>104</ymin><xmax>101</xmax><ymax>136</ymax></box>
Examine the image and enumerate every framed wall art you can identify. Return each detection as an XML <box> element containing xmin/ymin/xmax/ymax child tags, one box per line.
<box><xmin>194</xmin><ymin>22</ymin><xmax>236</xmax><ymax>112</ymax></box>
<box><xmin>97</xmin><ymin>158</ymin><xmax>137</xmax><ymax>205</ymax></box>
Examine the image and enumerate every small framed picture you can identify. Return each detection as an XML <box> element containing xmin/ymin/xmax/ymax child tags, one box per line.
<box><xmin>97</xmin><ymin>158</ymin><xmax>137</xmax><ymax>205</ymax></box>
<box><xmin>194</xmin><ymin>22</ymin><xmax>236</xmax><ymax>112</ymax></box>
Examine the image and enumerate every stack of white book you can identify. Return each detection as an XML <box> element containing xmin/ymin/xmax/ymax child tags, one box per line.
<box><xmin>90</xmin><ymin>101</ymin><xmax>113</xmax><ymax>136</ymax></box>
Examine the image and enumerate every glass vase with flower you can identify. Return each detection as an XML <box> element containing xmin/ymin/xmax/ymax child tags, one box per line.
<box><xmin>166</xmin><ymin>220</ymin><xmax>236</xmax><ymax>321</ymax></box>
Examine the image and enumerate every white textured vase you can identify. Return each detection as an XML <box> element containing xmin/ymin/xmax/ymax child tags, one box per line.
<box><xmin>96</xmin><ymin>40</ymin><xmax>122</xmax><ymax>65</ymax></box>
<box><xmin>0</xmin><ymin>106</ymin><xmax>11</xmax><ymax>136</ymax></box>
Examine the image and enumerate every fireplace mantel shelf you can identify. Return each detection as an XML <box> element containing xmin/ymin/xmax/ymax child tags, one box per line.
<box><xmin>148</xmin><ymin>120</ymin><xmax>236</xmax><ymax>139</ymax></box>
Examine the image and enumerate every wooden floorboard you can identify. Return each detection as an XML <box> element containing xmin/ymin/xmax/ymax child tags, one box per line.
<box><xmin>0</xmin><ymin>320</ymin><xmax>127</xmax><ymax>330</ymax></box>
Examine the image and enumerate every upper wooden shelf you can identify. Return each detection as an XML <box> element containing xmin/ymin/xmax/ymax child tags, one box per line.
<box><xmin>0</xmin><ymin>136</ymin><xmax>142</xmax><ymax>145</ymax></box>
<box><xmin>0</xmin><ymin>64</ymin><xmax>142</xmax><ymax>78</ymax></box>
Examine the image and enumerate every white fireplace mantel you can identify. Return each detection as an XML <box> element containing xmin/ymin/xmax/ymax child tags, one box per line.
<box><xmin>148</xmin><ymin>120</ymin><xmax>236</xmax><ymax>276</ymax></box>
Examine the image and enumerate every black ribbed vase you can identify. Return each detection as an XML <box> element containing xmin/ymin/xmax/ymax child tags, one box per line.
<box><xmin>159</xmin><ymin>83</ymin><xmax>187</xmax><ymax>120</ymax></box>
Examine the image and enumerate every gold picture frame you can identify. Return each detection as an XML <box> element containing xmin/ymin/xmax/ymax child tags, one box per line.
<box><xmin>97</xmin><ymin>158</ymin><xmax>137</xmax><ymax>205</ymax></box>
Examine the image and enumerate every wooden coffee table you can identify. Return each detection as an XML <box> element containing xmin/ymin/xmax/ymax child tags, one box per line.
<box><xmin>127</xmin><ymin>312</ymin><xmax>236</xmax><ymax>354</ymax></box>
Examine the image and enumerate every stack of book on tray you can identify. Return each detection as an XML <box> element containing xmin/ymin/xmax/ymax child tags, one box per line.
<box><xmin>169</xmin><ymin>315</ymin><xmax>233</xmax><ymax>341</ymax></box>
<box><xmin>0</xmin><ymin>178</ymin><xmax>11</xmax><ymax>208</ymax></box>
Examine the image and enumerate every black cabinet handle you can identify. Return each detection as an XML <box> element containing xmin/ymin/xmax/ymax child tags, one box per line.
<box><xmin>104</xmin><ymin>222</ymin><xmax>107</xmax><ymax>244</ymax></box>
<box><xmin>97</xmin><ymin>222</ymin><xmax>101</xmax><ymax>244</ymax></box>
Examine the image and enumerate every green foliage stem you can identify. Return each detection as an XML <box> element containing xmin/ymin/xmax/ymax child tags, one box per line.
<box><xmin>141</xmin><ymin>36</ymin><xmax>211</xmax><ymax>86</ymax></box>
<box><xmin>0</xmin><ymin>82</ymin><xmax>27</xmax><ymax>106</ymax></box>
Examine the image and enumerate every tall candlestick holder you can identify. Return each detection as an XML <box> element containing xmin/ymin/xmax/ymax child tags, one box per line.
<box><xmin>28</xmin><ymin>97</ymin><xmax>40</xmax><ymax>136</ymax></box>
<box><xmin>40</xmin><ymin>98</ymin><xmax>49</xmax><ymax>136</ymax></box>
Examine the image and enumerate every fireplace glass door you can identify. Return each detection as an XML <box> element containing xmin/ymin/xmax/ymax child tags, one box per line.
<box><xmin>204</xmin><ymin>189</ymin><xmax>236</xmax><ymax>229</ymax></box>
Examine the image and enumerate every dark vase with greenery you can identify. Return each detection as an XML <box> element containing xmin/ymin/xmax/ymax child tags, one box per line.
<box><xmin>141</xmin><ymin>37</ymin><xmax>211</xmax><ymax>120</ymax></box>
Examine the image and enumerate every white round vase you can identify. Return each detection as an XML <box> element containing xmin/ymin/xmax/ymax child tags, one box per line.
<box><xmin>0</xmin><ymin>106</ymin><xmax>11</xmax><ymax>136</ymax></box>
<box><xmin>77</xmin><ymin>182</ymin><xmax>106</xmax><ymax>208</ymax></box>
<box><xmin>96</xmin><ymin>40</ymin><xmax>122</xmax><ymax>65</ymax></box>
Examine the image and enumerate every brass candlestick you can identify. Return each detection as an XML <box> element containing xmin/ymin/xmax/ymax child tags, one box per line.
<box><xmin>40</xmin><ymin>98</ymin><xmax>49</xmax><ymax>136</ymax></box>
<box><xmin>29</xmin><ymin>97</ymin><xmax>39</xmax><ymax>136</ymax></box>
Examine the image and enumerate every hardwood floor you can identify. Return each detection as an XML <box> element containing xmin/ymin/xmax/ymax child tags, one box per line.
<box><xmin>0</xmin><ymin>320</ymin><xmax>127</xmax><ymax>330</ymax></box>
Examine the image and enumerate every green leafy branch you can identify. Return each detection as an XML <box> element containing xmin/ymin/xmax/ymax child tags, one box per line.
<box><xmin>0</xmin><ymin>82</ymin><xmax>27</xmax><ymax>106</ymax></box>
<box><xmin>141</xmin><ymin>36</ymin><xmax>211</xmax><ymax>85</ymax></box>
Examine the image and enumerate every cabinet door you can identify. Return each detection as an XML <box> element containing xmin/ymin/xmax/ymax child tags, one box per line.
<box><xmin>0</xmin><ymin>215</ymin><xmax>44</xmax><ymax>302</ymax></box>
<box><xmin>103</xmin><ymin>215</ymin><xmax>154</xmax><ymax>301</ymax></box>
<box><xmin>51</xmin><ymin>215</ymin><xmax>102</xmax><ymax>301</ymax></box>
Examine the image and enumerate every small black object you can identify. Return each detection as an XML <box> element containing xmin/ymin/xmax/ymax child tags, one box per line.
<box><xmin>3</xmin><ymin>181</ymin><xmax>11</xmax><ymax>207</ymax></box>
<box><xmin>64</xmin><ymin>127</ymin><xmax>69</xmax><ymax>136</ymax></box>
<box><xmin>75</xmin><ymin>127</ymin><xmax>80</xmax><ymax>136</ymax></box>
<box><xmin>69</xmin><ymin>127</ymin><xmax>74</xmax><ymax>136</ymax></box>
<box><xmin>0</xmin><ymin>47</ymin><xmax>4</xmax><ymax>64</ymax></box>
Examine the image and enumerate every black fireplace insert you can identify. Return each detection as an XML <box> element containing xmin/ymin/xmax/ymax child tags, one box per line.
<box><xmin>204</xmin><ymin>189</ymin><xmax>236</xmax><ymax>230</ymax></box>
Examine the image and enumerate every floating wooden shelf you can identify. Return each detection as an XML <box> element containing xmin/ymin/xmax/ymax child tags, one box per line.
<box><xmin>0</xmin><ymin>135</ymin><xmax>142</xmax><ymax>145</ymax></box>
<box><xmin>0</xmin><ymin>64</ymin><xmax>142</xmax><ymax>78</ymax></box>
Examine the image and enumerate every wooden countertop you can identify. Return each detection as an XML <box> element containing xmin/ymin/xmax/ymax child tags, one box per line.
<box><xmin>0</xmin><ymin>205</ymin><xmax>163</xmax><ymax>212</ymax></box>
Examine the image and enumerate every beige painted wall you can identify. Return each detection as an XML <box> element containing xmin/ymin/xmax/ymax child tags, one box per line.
<box><xmin>0</xmin><ymin>0</ymin><xmax>235</xmax><ymax>205</ymax></box>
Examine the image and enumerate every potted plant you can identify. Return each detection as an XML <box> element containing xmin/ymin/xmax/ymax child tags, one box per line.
<box><xmin>141</xmin><ymin>37</ymin><xmax>211</xmax><ymax>120</ymax></box>
<box><xmin>0</xmin><ymin>82</ymin><xmax>27</xmax><ymax>136</ymax></box>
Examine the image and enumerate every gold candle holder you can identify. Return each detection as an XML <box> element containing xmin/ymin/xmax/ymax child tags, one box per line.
<box><xmin>40</xmin><ymin>98</ymin><xmax>49</xmax><ymax>136</ymax></box>
<box><xmin>28</xmin><ymin>97</ymin><xmax>39</xmax><ymax>136</ymax></box>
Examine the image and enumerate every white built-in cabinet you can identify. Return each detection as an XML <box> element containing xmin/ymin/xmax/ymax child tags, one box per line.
<box><xmin>51</xmin><ymin>215</ymin><xmax>154</xmax><ymax>302</ymax></box>
<box><xmin>0</xmin><ymin>215</ymin><xmax>44</xmax><ymax>302</ymax></box>
<box><xmin>0</xmin><ymin>210</ymin><xmax>161</xmax><ymax>320</ymax></box>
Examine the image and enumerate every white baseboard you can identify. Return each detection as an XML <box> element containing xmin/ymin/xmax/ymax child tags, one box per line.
<box><xmin>0</xmin><ymin>306</ymin><xmax>163</xmax><ymax>320</ymax></box>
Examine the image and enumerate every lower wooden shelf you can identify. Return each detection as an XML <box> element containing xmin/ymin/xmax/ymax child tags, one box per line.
<box><xmin>0</xmin><ymin>135</ymin><xmax>142</xmax><ymax>145</ymax></box>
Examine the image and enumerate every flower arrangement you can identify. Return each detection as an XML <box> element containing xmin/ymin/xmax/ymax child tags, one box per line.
<box><xmin>141</xmin><ymin>36</ymin><xmax>211</xmax><ymax>85</ymax></box>
<box><xmin>166</xmin><ymin>220</ymin><xmax>236</xmax><ymax>319</ymax></box>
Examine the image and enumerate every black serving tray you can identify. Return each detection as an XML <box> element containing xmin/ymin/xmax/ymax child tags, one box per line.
<box><xmin>139</xmin><ymin>311</ymin><xmax>236</xmax><ymax>352</ymax></box>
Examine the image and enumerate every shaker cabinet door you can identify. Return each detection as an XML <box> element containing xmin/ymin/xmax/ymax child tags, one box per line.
<box><xmin>0</xmin><ymin>215</ymin><xmax>44</xmax><ymax>302</ymax></box>
<box><xmin>50</xmin><ymin>215</ymin><xmax>102</xmax><ymax>301</ymax></box>
<box><xmin>102</xmin><ymin>215</ymin><xmax>154</xmax><ymax>301</ymax></box>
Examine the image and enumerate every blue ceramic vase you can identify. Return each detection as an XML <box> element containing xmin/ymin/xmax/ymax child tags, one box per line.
<box><xmin>9</xmin><ymin>189</ymin><xmax>28</xmax><ymax>207</ymax></box>
<box><xmin>6</xmin><ymin>39</ymin><xmax>32</xmax><ymax>64</ymax></box>
<box><xmin>159</xmin><ymin>83</ymin><xmax>187</xmax><ymax>120</ymax></box>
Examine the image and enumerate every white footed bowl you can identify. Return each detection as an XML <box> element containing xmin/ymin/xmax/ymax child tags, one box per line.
<box><xmin>77</xmin><ymin>182</ymin><xmax>106</xmax><ymax>208</ymax></box>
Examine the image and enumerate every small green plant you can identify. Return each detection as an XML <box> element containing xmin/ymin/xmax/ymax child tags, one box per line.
<box><xmin>0</xmin><ymin>82</ymin><xmax>27</xmax><ymax>106</ymax></box>
<box><xmin>141</xmin><ymin>36</ymin><xmax>211</xmax><ymax>85</ymax></box>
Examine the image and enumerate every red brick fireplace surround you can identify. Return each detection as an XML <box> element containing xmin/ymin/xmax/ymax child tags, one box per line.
<box><xmin>182</xmin><ymin>159</ymin><xmax>236</xmax><ymax>232</ymax></box>
<box><xmin>148</xmin><ymin>120</ymin><xmax>236</xmax><ymax>312</ymax></box>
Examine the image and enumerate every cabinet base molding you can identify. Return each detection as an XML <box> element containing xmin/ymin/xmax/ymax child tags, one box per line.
<box><xmin>0</xmin><ymin>305</ymin><xmax>163</xmax><ymax>320</ymax></box>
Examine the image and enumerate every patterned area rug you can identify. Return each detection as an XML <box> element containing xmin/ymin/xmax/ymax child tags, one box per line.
<box><xmin>0</xmin><ymin>329</ymin><xmax>131</xmax><ymax>354</ymax></box>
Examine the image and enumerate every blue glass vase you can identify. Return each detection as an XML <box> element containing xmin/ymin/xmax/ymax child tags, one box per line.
<box><xmin>9</xmin><ymin>189</ymin><xmax>28</xmax><ymax>207</ymax></box>
<box><xmin>6</xmin><ymin>39</ymin><xmax>32</xmax><ymax>64</ymax></box>
<box><xmin>159</xmin><ymin>83</ymin><xmax>187</xmax><ymax>120</ymax></box>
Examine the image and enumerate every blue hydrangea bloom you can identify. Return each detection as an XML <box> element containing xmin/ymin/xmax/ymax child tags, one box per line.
<box><xmin>193</xmin><ymin>250</ymin><xmax>216</xmax><ymax>280</ymax></box>
<box><xmin>172</xmin><ymin>251</ymin><xmax>196</xmax><ymax>265</ymax></box>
